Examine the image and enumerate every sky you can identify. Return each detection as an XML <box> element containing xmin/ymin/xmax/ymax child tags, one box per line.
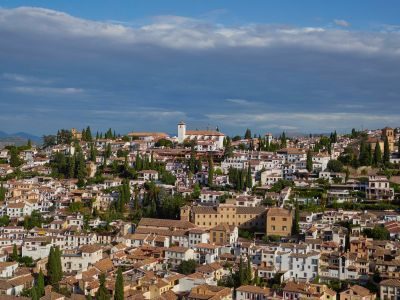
<box><xmin>1</xmin><ymin>1</ymin><xmax>400</xmax><ymax>136</ymax></box>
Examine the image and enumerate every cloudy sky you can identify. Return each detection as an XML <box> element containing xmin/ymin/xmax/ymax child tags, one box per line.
<box><xmin>1</xmin><ymin>1</ymin><xmax>400</xmax><ymax>136</ymax></box>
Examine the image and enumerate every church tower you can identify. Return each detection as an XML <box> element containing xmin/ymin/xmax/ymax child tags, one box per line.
<box><xmin>178</xmin><ymin>121</ymin><xmax>186</xmax><ymax>144</ymax></box>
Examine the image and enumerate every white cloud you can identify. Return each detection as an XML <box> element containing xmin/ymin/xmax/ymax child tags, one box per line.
<box><xmin>9</xmin><ymin>86</ymin><xmax>84</xmax><ymax>95</ymax></box>
<box><xmin>0</xmin><ymin>7</ymin><xmax>399</xmax><ymax>56</ymax></box>
<box><xmin>334</xmin><ymin>19</ymin><xmax>351</xmax><ymax>27</ymax></box>
<box><xmin>225</xmin><ymin>99</ymin><xmax>253</xmax><ymax>105</ymax></box>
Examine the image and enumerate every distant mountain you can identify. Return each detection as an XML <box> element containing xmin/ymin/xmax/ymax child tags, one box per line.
<box><xmin>0</xmin><ymin>131</ymin><xmax>41</xmax><ymax>146</ymax></box>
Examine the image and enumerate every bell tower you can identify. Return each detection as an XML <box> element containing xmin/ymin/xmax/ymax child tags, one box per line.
<box><xmin>178</xmin><ymin>121</ymin><xmax>186</xmax><ymax>144</ymax></box>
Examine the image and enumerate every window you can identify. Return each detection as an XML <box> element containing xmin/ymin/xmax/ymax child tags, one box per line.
<box><xmin>271</xmin><ymin>217</ymin><xmax>276</xmax><ymax>221</ymax></box>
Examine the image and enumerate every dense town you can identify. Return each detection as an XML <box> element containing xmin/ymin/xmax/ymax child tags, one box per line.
<box><xmin>0</xmin><ymin>122</ymin><xmax>400</xmax><ymax>300</ymax></box>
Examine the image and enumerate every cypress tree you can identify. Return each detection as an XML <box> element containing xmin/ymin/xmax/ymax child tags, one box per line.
<box><xmin>31</xmin><ymin>286</ymin><xmax>39</xmax><ymax>300</ymax></box>
<box><xmin>244</xmin><ymin>129</ymin><xmax>252</xmax><ymax>139</ymax></box>
<box><xmin>359</xmin><ymin>140</ymin><xmax>370</xmax><ymax>166</ymax></box>
<box><xmin>46</xmin><ymin>246</ymin><xmax>56</xmax><ymax>285</ymax></box>
<box><xmin>11</xmin><ymin>244</ymin><xmax>18</xmax><ymax>261</ymax></box>
<box><xmin>306</xmin><ymin>150</ymin><xmax>313</xmax><ymax>172</ymax></box>
<box><xmin>383</xmin><ymin>136</ymin><xmax>390</xmax><ymax>166</ymax></box>
<box><xmin>0</xmin><ymin>182</ymin><xmax>6</xmax><ymax>201</ymax></box>
<box><xmin>292</xmin><ymin>201</ymin><xmax>300</xmax><ymax>235</ymax></box>
<box><xmin>55</xmin><ymin>246</ymin><xmax>62</xmax><ymax>283</ymax></box>
<box><xmin>90</xmin><ymin>143</ymin><xmax>97</xmax><ymax>162</ymax></box>
<box><xmin>208</xmin><ymin>156</ymin><xmax>214</xmax><ymax>187</ymax></box>
<box><xmin>96</xmin><ymin>273</ymin><xmax>111</xmax><ymax>300</ymax></box>
<box><xmin>86</xmin><ymin>126</ymin><xmax>92</xmax><ymax>142</ymax></box>
<box><xmin>114</xmin><ymin>268</ymin><xmax>124</xmax><ymax>300</ymax></box>
<box><xmin>246</xmin><ymin>165</ymin><xmax>252</xmax><ymax>189</ymax></box>
<box><xmin>37</xmin><ymin>269</ymin><xmax>45</xmax><ymax>297</ymax></box>
<box><xmin>373</xmin><ymin>141</ymin><xmax>382</xmax><ymax>166</ymax></box>
<box><xmin>238</xmin><ymin>256</ymin><xmax>246</xmax><ymax>285</ymax></box>
<box><xmin>246</xmin><ymin>257</ymin><xmax>252</xmax><ymax>283</ymax></box>
<box><xmin>67</xmin><ymin>155</ymin><xmax>75</xmax><ymax>178</ymax></box>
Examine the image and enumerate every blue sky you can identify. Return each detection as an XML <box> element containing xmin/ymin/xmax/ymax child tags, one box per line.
<box><xmin>1</xmin><ymin>1</ymin><xmax>400</xmax><ymax>136</ymax></box>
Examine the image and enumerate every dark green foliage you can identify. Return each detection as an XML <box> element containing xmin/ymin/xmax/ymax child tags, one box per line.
<box><xmin>280</xmin><ymin>132</ymin><xmax>287</xmax><ymax>148</ymax></box>
<box><xmin>292</xmin><ymin>201</ymin><xmax>299</xmax><ymax>235</ymax></box>
<box><xmin>9</xmin><ymin>146</ymin><xmax>22</xmax><ymax>167</ymax></box>
<box><xmin>47</xmin><ymin>246</ymin><xmax>62</xmax><ymax>287</ymax></box>
<box><xmin>0</xmin><ymin>182</ymin><xmax>6</xmax><ymax>201</ymax></box>
<box><xmin>177</xmin><ymin>259</ymin><xmax>197</xmax><ymax>275</ymax></box>
<box><xmin>383</xmin><ymin>136</ymin><xmax>390</xmax><ymax>166</ymax></box>
<box><xmin>244</xmin><ymin>129</ymin><xmax>252</xmax><ymax>139</ymax></box>
<box><xmin>306</xmin><ymin>150</ymin><xmax>313</xmax><ymax>172</ymax></box>
<box><xmin>363</xmin><ymin>225</ymin><xmax>390</xmax><ymax>240</ymax></box>
<box><xmin>56</xmin><ymin>129</ymin><xmax>73</xmax><ymax>145</ymax></box>
<box><xmin>36</xmin><ymin>269</ymin><xmax>45</xmax><ymax>297</ymax></box>
<box><xmin>359</xmin><ymin>140</ymin><xmax>372</xmax><ymax>166</ymax></box>
<box><xmin>327</xmin><ymin>160</ymin><xmax>344</xmax><ymax>172</ymax></box>
<box><xmin>90</xmin><ymin>143</ymin><xmax>97</xmax><ymax>162</ymax></box>
<box><xmin>23</xmin><ymin>210</ymin><xmax>43</xmax><ymax>230</ymax></box>
<box><xmin>223</xmin><ymin>136</ymin><xmax>233</xmax><ymax>159</ymax></box>
<box><xmin>155</xmin><ymin>139</ymin><xmax>173</xmax><ymax>148</ymax></box>
<box><xmin>0</xmin><ymin>215</ymin><xmax>9</xmax><ymax>226</ymax></box>
<box><xmin>31</xmin><ymin>287</ymin><xmax>39</xmax><ymax>300</ymax></box>
<box><xmin>114</xmin><ymin>268</ymin><xmax>124</xmax><ymax>300</ymax></box>
<box><xmin>140</xmin><ymin>183</ymin><xmax>185</xmax><ymax>220</ymax></box>
<box><xmin>208</xmin><ymin>156</ymin><xmax>214</xmax><ymax>186</ymax></box>
<box><xmin>96</xmin><ymin>273</ymin><xmax>111</xmax><ymax>300</ymax></box>
<box><xmin>373</xmin><ymin>141</ymin><xmax>382</xmax><ymax>166</ymax></box>
<box><xmin>105</xmin><ymin>143</ymin><xmax>112</xmax><ymax>159</ymax></box>
<box><xmin>11</xmin><ymin>244</ymin><xmax>18</xmax><ymax>261</ymax></box>
<box><xmin>269</xmin><ymin>179</ymin><xmax>294</xmax><ymax>193</ymax></box>
<box><xmin>42</xmin><ymin>135</ymin><xmax>57</xmax><ymax>148</ymax></box>
<box><xmin>246</xmin><ymin>165</ymin><xmax>252</xmax><ymax>189</ymax></box>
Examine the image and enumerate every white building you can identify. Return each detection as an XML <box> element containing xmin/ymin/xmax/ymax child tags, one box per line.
<box><xmin>177</xmin><ymin>121</ymin><xmax>225</xmax><ymax>149</ymax></box>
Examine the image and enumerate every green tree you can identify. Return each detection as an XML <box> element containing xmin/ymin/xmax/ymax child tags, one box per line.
<box><xmin>86</xmin><ymin>126</ymin><xmax>92</xmax><ymax>142</ymax></box>
<box><xmin>246</xmin><ymin>165</ymin><xmax>252</xmax><ymax>189</ymax></box>
<box><xmin>0</xmin><ymin>182</ymin><xmax>7</xmax><ymax>201</ymax></box>
<box><xmin>96</xmin><ymin>273</ymin><xmax>111</xmax><ymax>300</ymax></box>
<box><xmin>177</xmin><ymin>259</ymin><xmax>197</xmax><ymax>275</ymax></box>
<box><xmin>383</xmin><ymin>136</ymin><xmax>390</xmax><ymax>166</ymax></box>
<box><xmin>36</xmin><ymin>269</ymin><xmax>45</xmax><ymax>297</ymax></box>
<box><xmin>373</xmin><ymin>141</ymin><xmax>382</xmax><ymax>166</ymax></box>
<box><xmin>238</xmin><ymin>256</ymin><xmax>246</xmax><ymax>285</ymax></box>
<box><xmin>105</xmin><ymin>143</ymin><xmax>112</xmax><ymax>159</ymax></box>
<box><xmin>31</xmin><ymin>286</ymin><xmax>39</xmax><ymax>300</ymax></box>
<box><xmin>306</xmin><ymin>150</ymin><xmax>313</xmax><ymax>172</ymax></box>
<box><xmin>327</xmin><ymin>160</ymin><xmax>344</xmax><ymax>172</ymax></box>
<box><xmin>280</xmin><ymin>132</ymin><xmax>287</xmax><ymax>148</ymax></box>
<box><xmin>208</xmin><ymin>156</ymin><xmax>214</xmax><ymax>186</ymax></box>
<box><xmin>46</xmin><ymin>246</ymin><xmax>62</xmax><ymax>287</ymax></box>
<box><xmin>90</xmin><ymin>143</ymin><xmax>97</xmax><ymax>162</ymax></box>
<box><xmin>363</xmin><ymin>225</ymin><xmax>390</xmax><ymax>240</ymax></box>
<box><xmin>246</xmin><ymin>257</ymin><xmax>252</xmax><ymax>283</ymax></box>
<box><xmin>114</xmin><ymin>268</ymin><xmax>124</xmax><ymax>300</ymax></box>
<box><xmin>9</xmin><ymin>147</ymin><xmax>22</xmax><ymax>167</ymax></box>
<box><xmin>292</xmin><ymin>202</ymin><xmax>300</xmax><ymax>235</ymax></box>
<box><xmin>244</xmin><ymin>129</ymin><xmax>252</xmax><ymax>139</ymax></box>
<box><xmin>11</xmin><ymin>244</ymin><xmax>18</xmax><ymax>261</ymax></box>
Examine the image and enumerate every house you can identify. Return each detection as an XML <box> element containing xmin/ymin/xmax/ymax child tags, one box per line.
<box><xmin>236</xmin><ymin>285</ymin><xmax>272</xmax><ymax>300</ymax></box>
<box><xmin>165</xmin><ymin>246</ymin><xmax>195</xmax><ymax>269</ymax></box>
<box><xmin>187</xmin><ymin>284</ymin><xmax>232</xmax><ymax>300</ymax></box>
<box><xmin>138</xmin><ymin>170</ymin><xmax>159</xmax><ymax>181</ymax></box>
<box><xmin>266</xmin><ymin>207</ymin><xmax>293</xmax><ymax>237</ymax></box>
<box><xmin>340</xmin><ymin>285</ymin><xmax>376</xmax><ymax>300</ymax></box>
<box><xmin>61</xmin><ymin>245</ymin><xmax>103</xmax><ymax>273</ymax></box>
<box><xmin>283</xmin><ymin>282</ymin><xmax>336</xmax><ymax>300</ymax></box>
<box><xmin>209</xmin><ymin>223</ymin><xmax>238</xmax><ymax>245</ymax></box>
<box><xmin>380</xmin><ymin>279</ymin><xmax>400</xmax><ymax>300</ymax></box>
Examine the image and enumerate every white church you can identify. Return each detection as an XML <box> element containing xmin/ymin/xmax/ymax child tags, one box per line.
<box><xmin>177</xmin><ymin>121</ymin><xmax>225</xmax><ymax>150</ymax></box>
